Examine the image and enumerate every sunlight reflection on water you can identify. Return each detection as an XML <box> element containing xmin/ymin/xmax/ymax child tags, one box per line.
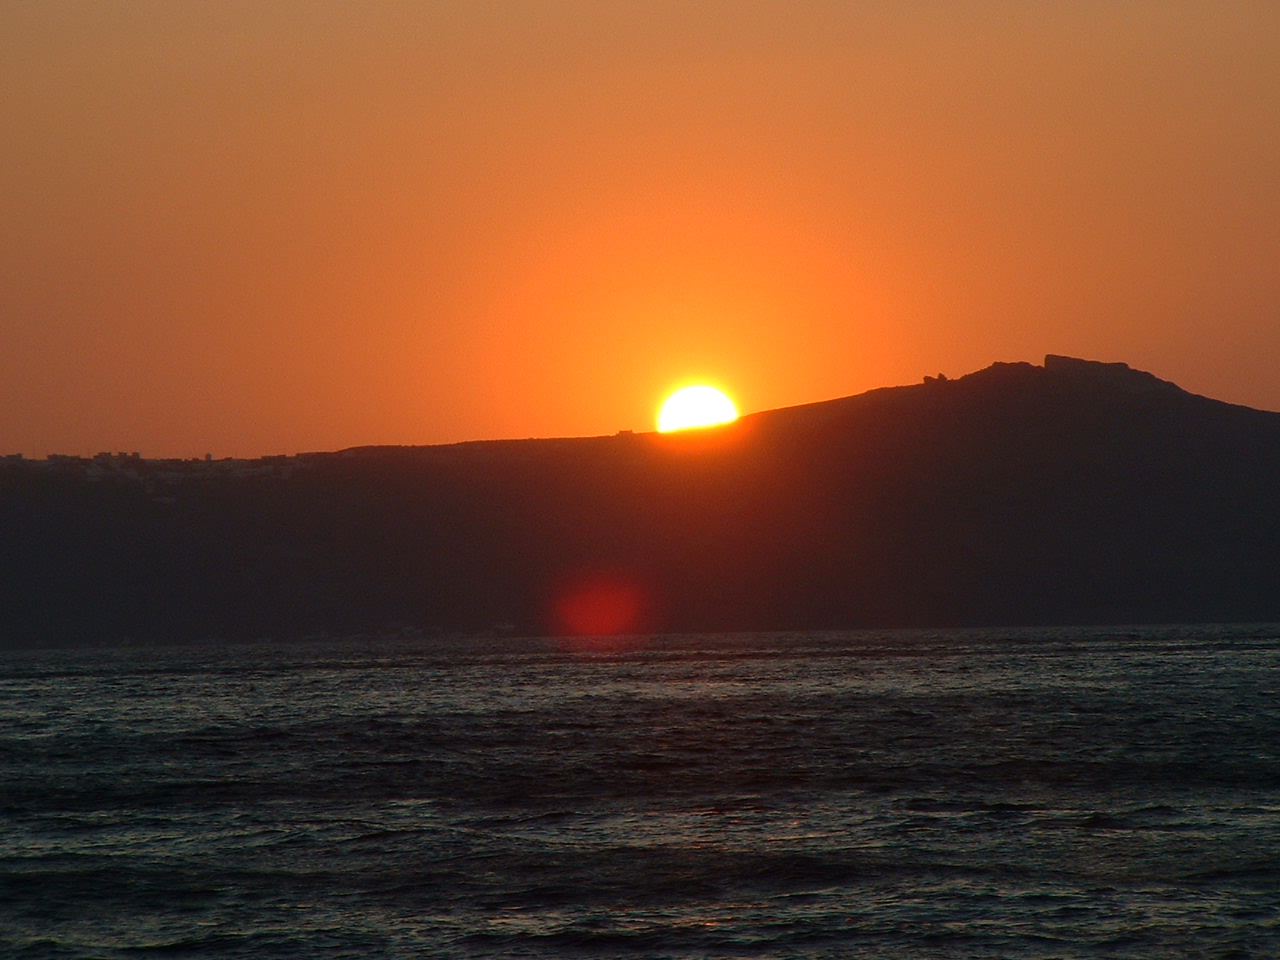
<box><xmin>2</xmin><ymin>626</ymin><xmax>1279</xmax><ymax>957</ymax></box>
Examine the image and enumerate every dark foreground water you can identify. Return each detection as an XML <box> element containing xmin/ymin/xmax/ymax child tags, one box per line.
<box><xmin>3</xmin><ymin>627</ymin><xmax>1280</xmax><ymax>959</ymax></box>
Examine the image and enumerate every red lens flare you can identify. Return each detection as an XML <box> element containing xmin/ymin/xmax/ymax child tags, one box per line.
<box><xmin>550</xmin><ymin>569</ymin><xmax>651</xmax><ymax>651</ymax></box>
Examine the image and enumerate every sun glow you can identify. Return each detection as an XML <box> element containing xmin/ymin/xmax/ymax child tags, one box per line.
<box><xmin>656</xmin><ymin>385</ymin><xmax>739</xmax><ymax>433</ymax></box>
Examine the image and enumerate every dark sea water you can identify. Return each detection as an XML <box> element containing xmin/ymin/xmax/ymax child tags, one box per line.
<box><xmin>3</xmin><ymin>627</ymin><xmax>1280</xmax><ymax>959</ymax></box>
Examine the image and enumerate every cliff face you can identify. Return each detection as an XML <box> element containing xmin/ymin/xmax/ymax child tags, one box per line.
<box><xmin>5</xmin><ymin>356</ymin><xmax>1280</xmax><ymax>645</ymax></box>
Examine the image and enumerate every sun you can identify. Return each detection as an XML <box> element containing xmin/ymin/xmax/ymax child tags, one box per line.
<box><xmin>656</xmin><ymin>385</ymin><xmax>739</xmax><ymax>432</ymax></box>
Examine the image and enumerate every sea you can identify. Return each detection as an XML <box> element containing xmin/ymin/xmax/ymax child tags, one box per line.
<box><xmin>2</xmin><ymin>626</ymin><xmax>1279</xmax><ymax>959</ymax></box>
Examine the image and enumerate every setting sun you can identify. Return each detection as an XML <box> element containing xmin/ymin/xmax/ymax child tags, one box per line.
<box><xmin>656</xmin><ymin>386</ymin><xmax>739</xmax><ymax>433</ymax></box>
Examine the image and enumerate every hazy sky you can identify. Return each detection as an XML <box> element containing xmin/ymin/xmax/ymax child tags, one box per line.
<box><xmin>3</xmin><ymin>1</ymin><xmax>1278</xmax><ymax>457</ymax></box>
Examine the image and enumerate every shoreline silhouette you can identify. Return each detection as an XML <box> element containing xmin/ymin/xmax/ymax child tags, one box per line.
<box><xmin>5</xmin><ymin>356</ymin><xmax>1279</xmax><ymax>647</ymax></box>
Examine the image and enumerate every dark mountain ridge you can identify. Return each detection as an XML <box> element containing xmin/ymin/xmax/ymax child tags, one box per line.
<box><xmin>4</xmin><ymin>356</ymin><xmax>1280</xmax><ymax>645</ymax></box>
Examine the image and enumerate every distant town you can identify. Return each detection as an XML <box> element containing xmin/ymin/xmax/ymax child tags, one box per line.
<box><xmin>0</xmin><ymin>450</ymin><xmax>325</xmax><ymax>483</ymax></box>
<box><xmin>0</xmin><ymin>434</ymin><xmax>631</xmax><ymax>487</ymax></box>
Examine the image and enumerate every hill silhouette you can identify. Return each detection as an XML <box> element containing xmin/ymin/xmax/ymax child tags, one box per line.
<box><xmin>4</xmin><ymin>355</ymin><xmax>1280</xmax><ymax>645</ymax></box>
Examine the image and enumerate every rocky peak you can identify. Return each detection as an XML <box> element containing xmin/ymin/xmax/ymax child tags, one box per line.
<box><xmin>1042</xmin><ymin>354</ymin><xmax>1184</xmax><ymax>395</ymax></box>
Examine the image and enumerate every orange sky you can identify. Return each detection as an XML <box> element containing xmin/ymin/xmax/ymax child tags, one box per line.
<box><xmin>3</xmin><ymin>1</ymin><xmax>1278</xmax><ymax>458</ymax></box>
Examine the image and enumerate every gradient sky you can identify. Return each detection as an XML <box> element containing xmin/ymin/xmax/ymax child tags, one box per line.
<box><xmin>3</xmin><ymin>1</ymin><xmax>1278</xmax><ymax>457</ymax></box>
